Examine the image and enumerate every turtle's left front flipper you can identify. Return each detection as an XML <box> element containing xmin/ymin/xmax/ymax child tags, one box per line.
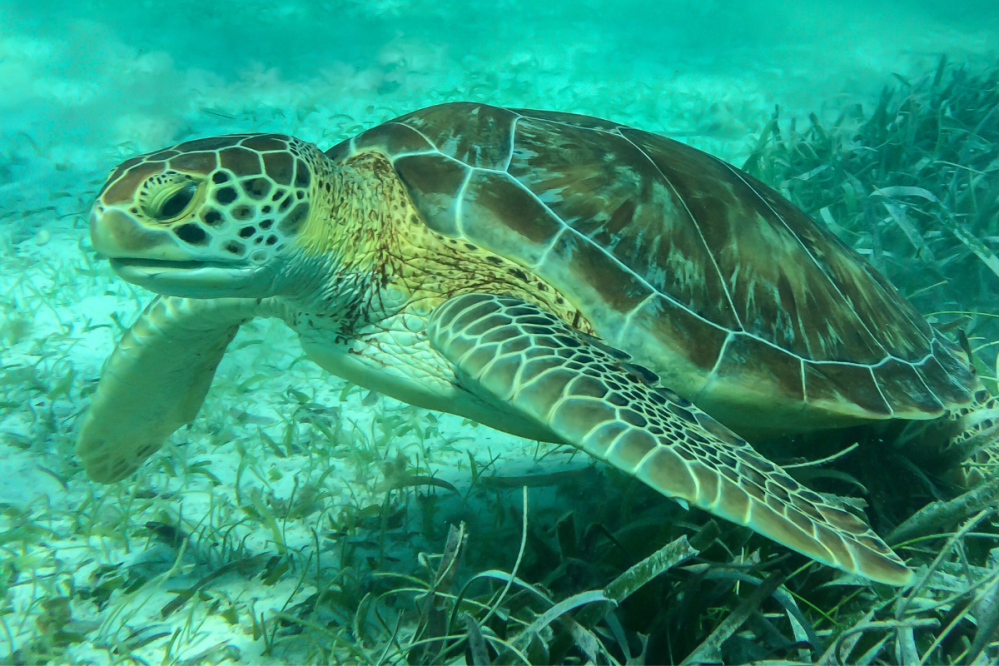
<box><xmin>428</xmin><ymin>293</ymin><xmax>914</xmax><ymax>586</ymax></box>
<box><xmin>78</xmin><ymin>296</ymin><xmax>263</xmax><ymax>483</ymax></box>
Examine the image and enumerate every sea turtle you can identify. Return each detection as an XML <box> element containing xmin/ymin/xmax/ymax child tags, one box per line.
<box><xmin>79</xmin><ymin>102</ymin><xmax>998</xmax><ymax>586</ymax></box>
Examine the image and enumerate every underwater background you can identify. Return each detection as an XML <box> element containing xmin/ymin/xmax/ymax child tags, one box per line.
<box><xmin>2</xmin><ymin>0</ymin><xmax>999</xmax><ymax>663</ymax></box>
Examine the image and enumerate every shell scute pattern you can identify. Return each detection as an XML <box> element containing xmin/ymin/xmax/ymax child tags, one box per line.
<box><xmin>712</xmin><ymin>334</ymin><xmax>806</xmax><ymax>403</ymax></box>
<box><xmin>630</xmin><ymin>296</ymin><xmax>729</xmax><ymax>373</ymax></box>
<box><xmin>463</xmin><ymin>171</ymin><xmax>562</xmax><ymax>248</ymax></box>
<box><xmin>393</xmin><ymin>154</ymin><xmax>468</xmax><ymax>237</ymax></box>
<box><xmin>508</xmin><ymin>107</ymin><xmax>624</xmax><ymax>132</ymax></box>
<box><xmin>624</xmin><ymin>130</ymin><xmax>867</xmax><ymax>358</ymax></box>
<box><xmin>355</xmin><ymin>121</ymin><xmax>435</xmax><ymax>156</ymax></box>
<box><xmin>392</xmin><ymin>102</ymin><xmax>518</xmax><ymax>170</ymax></box>
<box><xmin>351</xmin><ymin>103</ymin><xmax>978</xmax><ymax>424</ymax></box>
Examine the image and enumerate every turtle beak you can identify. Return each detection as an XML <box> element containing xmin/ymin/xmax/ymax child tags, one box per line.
<box><xmin>89</xmin><ymin>204</ymin><xmax>191</xmax><ymax>261</ymax></box>
<box><xmin>89</xmin><ymin>202</ymin><xmax>276</xmax><ymax>299</ymax></box>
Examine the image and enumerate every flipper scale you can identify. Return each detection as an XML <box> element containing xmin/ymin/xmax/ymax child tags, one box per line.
<box><xmin>429</xmin><ymin>293</ymin><xmax>914</xmax><ymax>585</ymax></box>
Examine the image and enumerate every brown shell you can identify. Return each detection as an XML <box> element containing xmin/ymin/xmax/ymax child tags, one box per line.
<box><xmin>326</xmin><ymin>102</ymin><xmax>981</xmax><ymax>434</ymax></box>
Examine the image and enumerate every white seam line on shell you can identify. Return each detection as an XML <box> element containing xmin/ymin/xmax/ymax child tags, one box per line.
<box><xmin>530</xmin><ymin>226</ymin><xmax>567</xmax><ymax>271</ymax></box>
<box><xmin>386</xmin><ymin>121</ymin><xmax>504</xmax><ymax>174</ymax></box>
<box><xmin>454</xmin><ymin>169</ymin><xmax>473</xmax><ymax>238</ymax></box>
<box><xmin>718</xmin><ymin>159</ymin><xmax>892</xmax><ymax>358</ymax></box>
<box><xmin>617</xmin><ymin>292</ymin><xmax>657</xmax><ymax>348</ymax></box>
<box><xmin>500</xmin><ymin>147</ymin><xmax>753</xmax><ymax>347</ymax></box>
<box><xmin>386</xmin><ymin>122</ymin><xmax>437</xmax><ymax>152</ymax></box>
<box><xmin>867</xmin><ymin>365</ymin><xmax>895</xmax><ymax>417</ymax></box>
<box><xmin>384</xmin><ymin>150</ymin><xmax>439</xmax><ymax>160</ymax></box>
<box><xmin>503</xmin><ymin>115</ymin><xmax>519</xmax><ymax>173</ymax></box>
<box><xmin>800</xmin><ymin>358</ymin><xmax>808</xmax><ymax>404</ymax></box>
<box><xmin>521</xmin><ymin>183</ymin><xmax>694</xmax><ymax>323</ymax></box>
<box><xmin>703</xmin><ymin>330</ymin><xmax>735</xmax><ymax>386</ymax></box>
<box><xmin>617</xmin><ymin>129</ymin><xmax>744</xmax><ymax>330</ymax></box>
<box><xmin>389</xmin><ymin>118</ymin><xmax>943</xmax><ymax>388</ymax></box>
<box><xmin>391</xmin><ymin>149</ymin><xmax>510</xmax><ymax>176</ymax></box>
<box><xmin>915</xmin><ymin>339</ymin><xmax>951</xmax><ymax>405</ymax></box>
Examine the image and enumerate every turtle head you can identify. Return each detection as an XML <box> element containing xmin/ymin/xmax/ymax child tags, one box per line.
<box><xmin>90</xmin><ymin>134</ymin><xmax>323</xmax><ymax>299</ymax></box>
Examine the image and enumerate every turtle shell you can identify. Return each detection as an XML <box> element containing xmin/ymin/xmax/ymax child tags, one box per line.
<box><xmin>326</xmin><ymin>102</ymin><xmax>981</xmax><ymax>435</ymax></box>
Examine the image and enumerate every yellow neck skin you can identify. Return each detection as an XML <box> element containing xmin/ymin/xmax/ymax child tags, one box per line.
<box><xmin>297</xmin><ymin>149</ymin><xmax>594</xmax><ymax>330</ymax></box>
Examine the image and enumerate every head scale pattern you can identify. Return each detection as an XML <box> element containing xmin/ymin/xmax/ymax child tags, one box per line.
<box><xmin>92</xmin><ymin>134</ymin><xmax>322</xmax><ymax>265</ymax></box>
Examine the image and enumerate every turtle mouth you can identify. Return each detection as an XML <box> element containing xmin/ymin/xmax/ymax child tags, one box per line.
<box><xmin>109</xmin><ymin>258</ymin><xmax>271</xmax><ymax>298</ymax></box>
<box><xmin>111</xmin><ymin>257</ymin><xmax>241</xmax><ymax>271</ymax></box>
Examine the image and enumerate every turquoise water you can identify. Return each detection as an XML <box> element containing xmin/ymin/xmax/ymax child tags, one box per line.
<box><xmin>1</xmin><ymin>1</ymin><xmax>998</xmax><ymax>663</ymax></box>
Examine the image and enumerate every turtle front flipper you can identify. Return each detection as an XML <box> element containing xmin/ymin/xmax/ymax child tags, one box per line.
<box><xmin>428</xmin><ymin>293</ymin><xmax>914</xmax><ymax>586</ymax></box>
<box><xmin>78</xmin><ymin>296</ymin><xmax>259</xmax><ymax>483</ymax></box>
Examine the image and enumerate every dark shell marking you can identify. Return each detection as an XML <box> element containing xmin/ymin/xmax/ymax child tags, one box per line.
<box><xmin>326</xmin><ymin>103</ymin><xmax>979</xmax><ymax>429</ymax></box>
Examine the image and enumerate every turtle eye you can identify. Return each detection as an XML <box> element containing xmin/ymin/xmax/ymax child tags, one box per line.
<box><xmin>153</xmin><ymin>183</ymin><xmax>198</xmax><ymax>220</ymax></box>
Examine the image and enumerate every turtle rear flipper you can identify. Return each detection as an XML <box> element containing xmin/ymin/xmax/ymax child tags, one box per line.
<box><xmin>77</xmin><ymin>296</ymin><xmax>259</xmax><ymax>483</ymax></box>
<box><xmin>428</xmin><ymin>293</ymin><xmax>914</xmax><ymax>586</ymax></box>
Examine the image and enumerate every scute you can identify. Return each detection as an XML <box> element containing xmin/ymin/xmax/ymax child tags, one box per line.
<box><xmin>392</xmin><ymin>102</ymin><xmax>518</xmax><ymax>170</ymax></box>
<box><xmin>392</xmin><ymin>153</ymin><xmax>467</xmax><ymax>237</ymax></box>
<box><xmin>341</xmin><ymin>102</ymin><xmax>980</xmax><ymax>426</ymax></box>
<box><xmin>709</xmin><ymin>334</ymin><xmax>806</xmax><ymax>404</ymax></box>
<box><xmin>351</xmin><ymin>121</ymin><xmax>435</xmax><ymax>157</ymax></box>
<box><xmin>803</xmin><ymin>362</ymin><xmax>892</xmax><ymax>418</ymax></box>
<box><xmin>460</xmin><ymin>170</ymin><xmax>564</xmax><ymax>263</ymax></box>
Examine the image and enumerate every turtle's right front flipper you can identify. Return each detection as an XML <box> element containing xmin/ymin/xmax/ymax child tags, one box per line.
<box><xmin>78</xmin><ymin>296</ymin><xmax>259</xmax><ymax>483</ymax></box>
<box><xmin>428</xmin><ymin>293</ymin><xmax>914</xmax><ymax>586</ymax></box>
